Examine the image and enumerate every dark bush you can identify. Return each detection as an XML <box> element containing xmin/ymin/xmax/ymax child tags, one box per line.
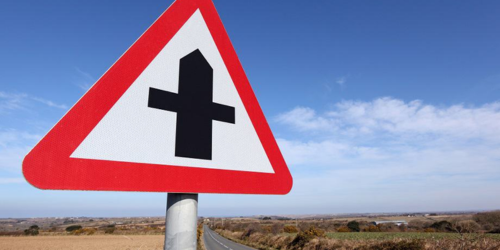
<box><xmin>348</xmin><ymin>221</ymin><xmax>361</xmax><ymax>232</ymax></box>
<box><xmin>429</xmin><ymin>221</ymin><xmax>452</xmax><ymax>232</ymax></box>
<box><xmin>288</xmin><ymin>227</ymin><xmax>325</xmax><ymax>249</ymax></box>
<box><xmin>65</xmin><ymin>225</ymin><xmax>82</xmax><ymax>232</ymax></box>
<box><xmin>24</xmin><ymin>225</ymin><xmax>39</xmax><ymax>236</ymax></box>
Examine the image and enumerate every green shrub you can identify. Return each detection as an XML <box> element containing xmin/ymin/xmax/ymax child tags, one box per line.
<box><xmin>429</xmin><ymin>221</ymin><xmax>452</xmax><ymax>232</ymax></box>
<box><xmin>348</xmin><ymin>221</ymin><xmax>361</xmax><ymax>232</ymax></box>
<box><xmin>24</xmin><ymin>225</ymin><xmax>39</xmax><ymax>236</ymax></box>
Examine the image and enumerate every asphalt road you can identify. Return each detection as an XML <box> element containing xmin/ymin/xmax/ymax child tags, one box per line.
<box><xmin>203</xmin><ymin>225</ymin><xmax>255</xmax><ymax>250</ymax></box>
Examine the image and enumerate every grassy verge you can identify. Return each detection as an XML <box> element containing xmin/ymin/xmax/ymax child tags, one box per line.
<box><xmin>214</xmin><ymin>228</ymin><xmax>500</xmax><ymax>250</ymax></box>
<box><xmin>326</xmin><ymin>232</ymin><xmax>500</xmax><ymax>240</ymax></box>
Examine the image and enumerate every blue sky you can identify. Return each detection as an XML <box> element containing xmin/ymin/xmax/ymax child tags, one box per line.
<box><xmin>1</xmin><ymin>0</ymin><xmax>500</xmax><ymax>217</ymax></box>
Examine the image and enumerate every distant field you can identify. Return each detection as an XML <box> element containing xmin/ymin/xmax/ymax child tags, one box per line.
<box><xmin>0</xmin><ymin>235</ymin><xmax>164</xmax><ymax>250</ymax></box>
<box><xmin>325</xmin><ymin>232</ymin><xmax>500</xmax><ymax>240</ymax></box>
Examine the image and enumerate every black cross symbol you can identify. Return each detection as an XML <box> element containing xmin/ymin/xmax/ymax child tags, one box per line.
<box><xmin>148</xmin><ymin>49</ymin><xmax>235</xmax><ymax>160</ymax></box>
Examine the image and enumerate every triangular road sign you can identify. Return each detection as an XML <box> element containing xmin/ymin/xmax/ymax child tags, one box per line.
<box><xmin>23</xmin><ymin>0</ymin><xmax>292</xmax><ymax>194</ymax></box>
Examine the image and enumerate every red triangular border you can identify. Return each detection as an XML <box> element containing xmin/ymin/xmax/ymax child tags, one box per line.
<box><xmin>22</xmin><ymin>0</ymin><xmax>292</xmax><ymax>194</ymax></box>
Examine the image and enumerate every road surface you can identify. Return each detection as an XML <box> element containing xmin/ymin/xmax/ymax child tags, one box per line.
<box><xmin>203</xmin><ymin>225</ymin><xmax>255</xmax><ymax>250</ymax></box>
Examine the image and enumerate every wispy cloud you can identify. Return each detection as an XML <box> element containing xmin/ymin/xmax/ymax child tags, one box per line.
<box><xmin>276</xmin><ymin>97</ymin><xmax>500</xmax><ymax>211</ymax></box>
<box><xmin>336</xmin><ymin>76</ymin><xmax>347</xmax><ymax>88</ymax></box>
<box><xmin>0</xmin><ymin>91</ymin><xmax>67</xmax><ymax>112</ymax></box>
<box><xmin>323</xmin><ymin>75</ymin><xmax>349</xmax><ymax>93</ymax></box>
<box><xmin>31</xmin><ymin>97</ymin><xmax>68</xmax><ymax>109</ymax></box>
<box><xmin>0</xmin><ymin>130</ymin><xmax>41</xmax><ymax>173</ymax></box>
<box><xmin>74</xmin><ymin>67</ymin><xmax>95</xmax><ymax>91</ymax></box>
<box><xmin>0</xmin><ymin>92</ymin><xmax>63</xmax><ymax>174</ymax></box>
<box><xmin>0</xmin><ymin>92</ymin><xmax>28</xmax><ymax>111</ymax></box>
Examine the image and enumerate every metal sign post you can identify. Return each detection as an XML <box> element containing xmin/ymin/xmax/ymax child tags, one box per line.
<box><xmin>164</xmin><ymin>193</ymin><xmax>199</xmax><ymax>250</ymax></box>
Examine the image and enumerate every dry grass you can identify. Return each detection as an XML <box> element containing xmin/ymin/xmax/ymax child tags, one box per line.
<box><xmin>215</xmin><ymin>229</ymin><xmax>500</xmax><ymax>250</ymax></box>
<box><xmin>0</xmin><ymin>235</ymin><xmax>164</xmax><ymax>250</ymax></box>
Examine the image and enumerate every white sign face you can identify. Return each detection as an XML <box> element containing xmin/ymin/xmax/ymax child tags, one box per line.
<box><xmin>71</xmin><ymin>10</ymin><xmax>274</xmax><ymax>174</ymax></box>
<box><xmin>24</xmin><ymin>0</ymin><xmax>292</xmax><ymax>194</ymax></box>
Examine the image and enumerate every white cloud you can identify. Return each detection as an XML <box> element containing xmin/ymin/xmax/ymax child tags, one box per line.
<box><xmin>74</xmin><ymin>67</ymin><xmax>95</xmax><ymax>91</ymax></box>
<box><xmin>336</xmin><ymin>76</ymin><xmax>347</xmax><ymax>88</ymax></box>
<box><xmin>0</xmin><ymin>130</ymin><xmax>41</xmax><ymax>173</ymax></box>
<box><xmin>276</xmin><ymin>97</ymin><xmax>500</xmax><ymax>211</ymax></box>
<box><xmin>0</xmin><ymin>92</ymin><xmax>28</xmax><ymax>111</ymax></box>
<box><xmin>275</xmin><ymin>107</ymin><xmax>333</xmax><ymax>132</ymax></box>
<box><xmin>31</xmin><ymin>97</ymin><xmax>68</xmax><ymax>109</ymax></box>
<box><xmin>0</xmin><ymin>91</ymin><xmax>68</xmax><ymax>112</ymax></box>
<box><xmin>278</xmin><ymin>97</ymin><xmax>500</xmax><ymax>142</ymax></box>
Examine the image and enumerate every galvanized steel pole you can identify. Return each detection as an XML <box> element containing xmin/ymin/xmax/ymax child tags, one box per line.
<box><xmin>164</xmin><ymin>193</ymin><xmax>199</xmax><ymax>250</ymax></box>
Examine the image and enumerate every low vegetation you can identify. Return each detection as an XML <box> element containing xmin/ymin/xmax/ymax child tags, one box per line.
<box><xmin>65</xmin><ymin>225</ymin><xmax>83</xmax><ymax>232</ymax></box>
<box><xmin>2</xmin><ymin>212</ymin><xmax>500</xmax><ymax>250</ymax></box>
<box><xmin>197</xmin><ymin>223</ymin><xmax>206</xmax><ymax>250</ymax></box>
<box><xmin>209</xmin><ymin>211</ymin><xmax>500</xmax><ymax>250</ymax></box>
<box><xmin>23</xmin><ymin>225</ymin><xmax>39</xmax><ymax>236</ymax></box>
